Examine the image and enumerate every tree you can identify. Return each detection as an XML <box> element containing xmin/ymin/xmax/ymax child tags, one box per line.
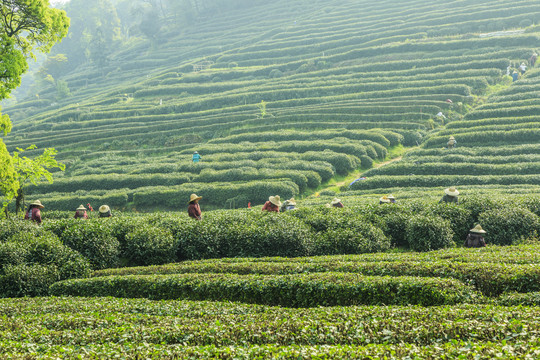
<box><xmin>0</xmin><ymin>0</ymin><xmax>70</xmax><ymax>56</ymax></box>
<box><xmin>12</xmin><ymin>146</ymin><xmax>65</xmax><ymax>214</ymax></box>
<box><xmin>0</xmin><ymin>117</ymin><xmax>18</xmax><ymax>212</ymax></box>
<box><xmin>139</xmin><ymin>9</ymin><xmax>162</xmax><ymax>40</ymax></box>
<box><xmin>0</xmin><ymin>0</ymin><xmax>69</xmax><ymax>214</ymax></box>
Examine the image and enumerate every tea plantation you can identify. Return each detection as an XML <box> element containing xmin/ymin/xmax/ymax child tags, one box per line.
<box><xmin>2</xmin><ymin>200</ymin><xmax>540</xmax><ymax>358</ymax></box>
<box><xmin>2</xmin><ymin>0</ymin><xmax>540</xmax><ymax>358</ymax></box>
<box><xmin>3</xmin><ymin>0</ymin><xmax>540</xmax><ymax>209</ymax></box>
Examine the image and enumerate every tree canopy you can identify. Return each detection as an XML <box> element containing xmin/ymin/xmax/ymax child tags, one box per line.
<box><xmin>0</xmin><ymin>0</ymin><xmax>69</xmax><ymax>212</ymax></box>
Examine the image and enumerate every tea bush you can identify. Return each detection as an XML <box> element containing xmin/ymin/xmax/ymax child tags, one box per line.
<box><xmin>311</xmin><ymin>225</ymin><xmax>390</xmax><ymax>255</ymax></box>
<box><xmin>166</xmin><ymin>211</ymin><xmax>313</xmax><ymax>260</ymax></box>
<box><xmin>405</xmin><ymin>215</ymin><xmax>454</xmax><ymax>252</ymax></box>
<box><xmin>0</xmin><ymin>231</ymin><xmax>91</xmax><ymax>297</ymax></box>
<box><xmin>60</xmin><ymin>221</ymin><xmax>120</xmax><ymax>269</ymax></box>
<box><xmin>124</xmin><ymin>226</ymin><xmax>177</xmax><ymax>266</ymax></box>
<box><xmin>422</xmin><ymin>203</ymin><xmax>474</xmax><ymax>244</ymax></box>
<box><xmin>479</xmin><ymin>207</ymin><xmax>540</xmax><ymax>245</ymax></box>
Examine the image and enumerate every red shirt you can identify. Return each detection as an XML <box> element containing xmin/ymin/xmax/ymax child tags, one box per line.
<box><xmin>24</xmin><ymin>208</ymin><xmax>42</xmax><ymax>224</ymax></box>
<box><xmin>262</xmin><ymin>201</ymin><xmax>279</xmax><ymax>212</ymax></box>
<box><xmin>188</xmin><ymin>203</ymin><xmax>202</xmax><ymax>220</ymax></box>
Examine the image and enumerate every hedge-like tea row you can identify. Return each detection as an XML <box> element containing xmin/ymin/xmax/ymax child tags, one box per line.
<box><xmin>362</xmin><ymin>162</ymin><xmax>540</xmax><ymax>177</ymax></box>
<box><xmin>3</xmin><ymin>297</ymin><xmax>540</xmax><ymax>349</ymax></box>
<box><xmin>423</xmin><ymin>129</ymin><xmax>540</xmax><ymax>148</ymax></box>
<box><xmin>132</xmin><ymin>180</ymin><xmax>300</xmax><ymax>209</ymax></box>
<box><xmin>2</xmin><ymin>343</ymin><xmax>535</xmax><ymax>359</ymax></box>
<box><xmin>25</xmin><ymin>173</ymin><xmax>192</xmax><ymax>195</ymax></box>
<box><xmin>349</xmin><ymin>174</ymin><xmax>540</xmax><ymax>190</ymax></box>
<box><xmin>208</xmin><ymin>129</ymin><xmax>399</xmax><ymax>148</ymax></box>
<box><xmin>92</xmin><ymin>258</ymin><xmax>540</xmax><ymax>297</ymax></box>
<box><xmin>50</xmin><ymin>272</ymin><xmax>477</xmax><ymax>306</ymax></box>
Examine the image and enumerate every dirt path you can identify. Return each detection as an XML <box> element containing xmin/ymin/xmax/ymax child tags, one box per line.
<box><xmin>328</xmin><ymin>156</ymin><xmax>403</xmax><ymax>189</ymax></box>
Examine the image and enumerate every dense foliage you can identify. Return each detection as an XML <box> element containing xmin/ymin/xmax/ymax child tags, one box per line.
<box><xmin>2</xmin><ymin>298</ymin><xmax>540</xmax><ymax>358</ymax></box>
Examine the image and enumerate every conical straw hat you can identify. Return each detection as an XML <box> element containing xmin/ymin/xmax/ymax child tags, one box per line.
<box><xmin>470</xmin><ymin>225</ymin><xmax>486</xmax><ymax>234</ymax></box>
<box><xmin>189</xmin><ymin>194</ymin><xmax>202</xmax><ymax>203</ymax></box>
<box><xmin>30</xmin><ymin>200</ymin><xmax>44</xmax><ymax>208</ymax></box>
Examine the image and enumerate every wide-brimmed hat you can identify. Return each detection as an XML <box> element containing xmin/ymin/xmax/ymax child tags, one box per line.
<box><xmin>444</xmin><ymin>187</ymin><xmax>459</xmax><ymax>196</ymax></box>
<box><xmin>331</xmin><ymin>198</ymin><xmax>342</xmax><ymax>205</ymax></box>
<box><xmin>194</xmin><ymin>151</ymin><xmax>198</xmax><ymax>154</ymax></box>
<box><xmin>30</xmin><ymin>200</ymin><xmax>44</xmax><ymax>208</ymax></box>
<box><xmin>76</xmin><ymin>204</ymin><xmax>86</xmax><ymax>211</ymax></box>
<box><xmin>449</xmin><ymin>136</ymin><xmax>455</xmax><ymax>140</ymax></box>
<box><xmin>387</xmin><ymin>194</ymin><xmax>395</xmax><ymax>200</ymax></box>
<box><xmin>286</xmin><ymin>198</ymin><xmax>296</xmax><ymax>206</ymax></box>
<box><xmin>99</xmin><ymin>205</ymin><xmax>110</xmax><ymax>214</ymax></box>
<box><xmin>379</xmin><ymin>196</ymin><xmax>391</xmax><ymax>203</ymax></box>
<box><xmin>470</xmin><ymin>225</ymin><xmax>486</xmax><ymax>234</ymax></box>
<box><xmin>189</xmin><ymin>194</ymin><xmax>202</xmax><ymax>203</ymax></box>
<box><xmin>269</xmin><ymin>195</ymin><xmax>282</xmax><ymax>207</ymax></box>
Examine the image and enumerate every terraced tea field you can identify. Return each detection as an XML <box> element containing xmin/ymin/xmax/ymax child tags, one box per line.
<box><xmin>3</xmin><ymin>0</ymin><xmax>540</xmax><ymax>210</ymax></box>
<box><xmin>5</xmin><ymin>243</ymin><xmax>540</xmax><ymax>358</ymax></box>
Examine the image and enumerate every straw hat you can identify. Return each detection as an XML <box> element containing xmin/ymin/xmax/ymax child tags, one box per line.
<box><xmin>387</xmin><ymin>194</ymin><xmax>395</xmax><ymax>200</ymax></box>
<box><xmin>449</xmin><ymin>136</ymin><xmax>455</xmax><ymax>140</ymax></box>
<box><xmin>194</xmin><ymin>151</ymin><xmax>198</xmax><ymax>154</ymax></box>
<box><xmin>76</xmin><ymin>204</ymin><xmax>86</xmax><ymax>211</ymax></box>
<box><xmin>99</xmin><ymin>205</ymin><xmax>110</xmax><ymax>214</ymax></box>
<box><xmin>444</xmin><ymin>187</ymin><xmax>459</xmax><ymax>196</ymax></box>
<box><xmin>331</xmin><ymin>198</ymin><xmax>342</xmax><ymax>205</ymax></box>
<box><xmin>30</xmin><ymin>200</ymin><xmax>44</xmax><ymax>208</ymax></box>
<box><xmin>189</xmin><ymin>194</ymin><xmax>202</xmax><ymax>203</ymax></box>
<box><xmin>286</xmin><ymin>198</ymin><xmax>296</xmax><ymax>206</ymax></box>
<box><xmin>470</xmin><ymin>225</ymin><xmax>486</xmax><ymax>234</ymax></box>
<box><xmin>269</xmin><ymin>195</ymin><xmax>282</xmax><ymax>207</ymax></box>
<box><xmin>379</xmin><ymin>196</ymin><xmax>391</xmax><ymax>203</ymax></box>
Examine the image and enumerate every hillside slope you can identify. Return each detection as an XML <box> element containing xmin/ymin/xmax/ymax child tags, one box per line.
<box><xmin>4</xmin><ymin>0</ymin><xmax>540</xmax><ymax>210</ymax></box>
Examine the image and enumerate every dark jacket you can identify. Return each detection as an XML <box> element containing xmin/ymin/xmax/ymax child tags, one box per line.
<box><xmin>188</xmin><ymin>202</ymin><xmax>202</xmax><ymax>220</ymax></box>
<box><xmin>99</xmin><ymin>211</ymin><xmax>112</xmax><ymax>218</ymax></box>
<box><xmin>464</xmin><ymin>233</ymin><xmax>486</xmax><ymax>248</ymax></box>
<box><xmin>439</xmin><ymin>194</ymin><xmax>458</xmax><ymax>204</ymax></box>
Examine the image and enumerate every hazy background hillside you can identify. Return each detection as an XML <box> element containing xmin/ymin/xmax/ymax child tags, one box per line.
<box><xmin>3</xmin><ymin>0</ymin><xmax>540</xmax><ymax>210</ymax></box>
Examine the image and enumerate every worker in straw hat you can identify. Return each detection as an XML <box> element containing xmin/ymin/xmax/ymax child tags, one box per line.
<box><xmin>262</xmin><ymin>195</ymin><xmax>282</xmax><ymax>212</ymax></box>
<box><xmin>464</xmin><ymin>225</ymin><xmax>487</xmax><ymax>248</ymax></box>
<box><xmin>531</xmin><ymin>52</ymin><xmax>538</xmax><ymax>67</ymax></box>
<box><xmin>387</xmin><ymin>194</ymin><xmax>397</xmax><ymax>203</ymax></box>
<box><xmin>188</xmin><ymin>194</ymin><xmax>203</xmax><ymax>220</ymax></box>
<box><xmin>74</xmin><ymin>204</ymin><xmax>89</xmax><ymax>219</ymax></box>
<box><xmin>439</xmin><ymin>187</ymin><xmax>459</xmax><ymax>204</ymax></box>
<box><xmin>99</xmin><ymin>205</ymin><xmax>112</xmax><ymax>218</ymax></box>
<box><xmin>331</xmin><ymin>197</ymin><xmax>344</xmax><ymax>208</ymax></box>
<box><xmin>192</xmin><ymin>151</ymin><xmax>202</xmax><ymax>163</ymax></box>
<box><xmin>379</xmin><ymin>196</ymin><xmax>391</xmax><ymax>205</ymax></box>
<box><xmin>447</xmin><ymin>136</ymin><xmax>457</xmax><ymax>149</ymax></box>
<box><xmin>280</xmin><ymin>198</ymin><xmax>297</xmax><ymax>212</ymax></box>
<box><xmin>24</xmin><ymin>200</ymin><xmax>44</xmax><ymax>224</ymax></box>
